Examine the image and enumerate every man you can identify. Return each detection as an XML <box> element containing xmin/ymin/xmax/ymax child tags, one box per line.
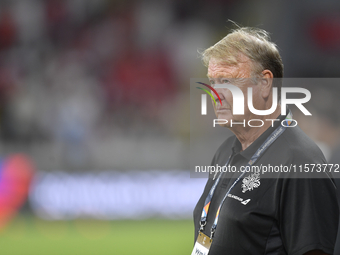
<box><xmin>193</xmin><ymin>27</ymin><xmax>339</xmax><ymax>255</ymax></box>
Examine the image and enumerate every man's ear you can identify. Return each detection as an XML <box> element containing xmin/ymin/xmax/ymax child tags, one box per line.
<box><xmin>260</xmin><ymin>69</ymin><xmax>274</xmax><ymax>99</ymax></box>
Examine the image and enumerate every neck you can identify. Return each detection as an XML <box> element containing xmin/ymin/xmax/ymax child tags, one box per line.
<box><xmin>231</xmin><ymin>107</ymin><xmax>282</xmax><ymax>151</ymax></box>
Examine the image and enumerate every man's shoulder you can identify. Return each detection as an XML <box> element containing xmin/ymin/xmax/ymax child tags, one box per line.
<box><xmin>278</xmin><ymin>125</ymin><xmax>326</xmax><ymax>163</ymax></box>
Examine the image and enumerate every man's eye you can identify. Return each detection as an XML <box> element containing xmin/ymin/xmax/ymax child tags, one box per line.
<box><xmin>209</xmin><ymin>80</ymin><xmax>215</xmax><ymax>85</ymax></box>
<box><xmin>223</xmin><ymin>80</ymin><xmax>230</xmax><ymax>83</ymax></box>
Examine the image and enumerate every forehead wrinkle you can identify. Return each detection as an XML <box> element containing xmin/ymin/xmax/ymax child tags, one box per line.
<box><xmin>207</xmin><ymin>55</ymin><xmax>254</xmax><ymax>80</ymax></box>
<box><xmin>207</xmin><ymin>72</ymin><xmax>230</xmax><ymax>79</ymax></box>
<box><xmin>207</xmin><ymin>68</ymin><xmax>242</xmax><ymax>80</ymax></box>
<box><xmin>208</xmin><ymin>63</ymin><xmax>253</xmax><ymax>80</ymax></box>
<box><xmin>207</xmin><ymin>66</ymin><xmax>235</xmax><ymax>79</ymax></box>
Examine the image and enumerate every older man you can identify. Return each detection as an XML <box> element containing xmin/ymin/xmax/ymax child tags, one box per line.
<box><xmin>193</xmin><ymin>27</ymin><xmax>339</xmax><ymax>255</ymax></box>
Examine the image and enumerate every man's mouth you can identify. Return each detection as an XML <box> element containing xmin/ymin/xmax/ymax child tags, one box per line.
<box><xmin>216</xmin><ymin>108</ymin><xmax>231</xmax><ymax>112</ymax></box>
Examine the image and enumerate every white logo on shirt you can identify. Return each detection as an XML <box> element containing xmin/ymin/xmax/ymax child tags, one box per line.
<box><xmin>242</xmin><ymin>172</ymin><xmax>261</xmax><ymax>193</ymax></box>
<box><xmin>241</xmin><ymin>199</ymin><xmax>251</xmax><ymax>205</ymax></box>
<box><xmin>227</xmin><ymin>194</ymin><xmax>251</xmax><ymax>205</ymax></box>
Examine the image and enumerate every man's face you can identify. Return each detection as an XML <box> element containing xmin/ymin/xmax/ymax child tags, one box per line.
<box><xmin>207</xmin><ymin>57</ymin><xmax>261</xmax><ymax>128</ymax></box>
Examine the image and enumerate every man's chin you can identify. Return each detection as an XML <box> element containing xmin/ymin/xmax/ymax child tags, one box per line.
<box><xmin>218</xmin><ymin>122</ymin><xmax>231</xmax><ymax>128</ymax></box>
<box><xmin>215</xmin><ymin>114</ymin><xmax>232</xmax><ymax>128</ymax></box>
<box><xmin>215</xmin><ymin>112</ymin><xmax>233</xmax><ymax>122</ymax></box>
<box><xmin>214</xmin><ymin>113</ymin><xmax>246</xmax><ymax>128</ymax></box>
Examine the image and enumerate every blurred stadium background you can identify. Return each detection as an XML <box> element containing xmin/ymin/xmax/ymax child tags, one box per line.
<box><xmin>0</xmin><ymin>0</ymin><xmax>340</xmax><ymax>254</ymax></box>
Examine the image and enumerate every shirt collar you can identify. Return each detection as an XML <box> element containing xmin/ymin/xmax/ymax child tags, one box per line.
<box><xmin>231</xmin><ymin>112</ymin><xmax>288</xmax><ymax>160</ymax></box>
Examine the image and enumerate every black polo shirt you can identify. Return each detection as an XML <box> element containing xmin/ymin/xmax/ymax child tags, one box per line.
<box><xmin>193</xmin><ymin>114</ymin><xmax>339</xmax><ymax>255</ymax></box>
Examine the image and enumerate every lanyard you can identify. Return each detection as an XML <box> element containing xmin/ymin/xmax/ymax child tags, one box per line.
<box><xmin>200</xmin><ymin>111</ymin><xmax>293</xmax><ymax>239</ymax></box>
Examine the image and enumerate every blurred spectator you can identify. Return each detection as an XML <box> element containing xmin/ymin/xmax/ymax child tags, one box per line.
<box><xmin>0</xmin><ymin>0</ymin><xmax>339</xmax><ymax>171</ymax></box>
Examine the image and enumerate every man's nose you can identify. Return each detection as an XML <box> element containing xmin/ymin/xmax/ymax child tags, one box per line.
<box><xmin>212</xmin><ymin>88</ymin><xmax>224</xmax><ymax>102</ymax></box>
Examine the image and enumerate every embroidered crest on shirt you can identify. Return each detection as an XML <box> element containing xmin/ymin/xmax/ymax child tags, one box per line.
<box><xmin>241</xmin><ymin>172</ymin><xmax>260</xmax><ymax>193</ymax></box>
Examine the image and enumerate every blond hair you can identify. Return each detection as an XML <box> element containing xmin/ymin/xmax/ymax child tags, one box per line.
<box><xmin>201</xmin><ymin>27</ymin><xmax>283</xmax><ymax>79</ymax></box>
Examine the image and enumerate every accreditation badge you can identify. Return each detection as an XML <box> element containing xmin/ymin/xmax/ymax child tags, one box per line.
<box><xmin>191</xmin><ymin>232</ymin><xmax>212</xmax><ymax>255</ymax></box>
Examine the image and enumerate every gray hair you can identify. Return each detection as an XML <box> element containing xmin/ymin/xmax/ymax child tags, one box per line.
<box><xmin>201</xmin><ymin>27</ymin><xmax>283</xmax><ymax>94</ymax></box>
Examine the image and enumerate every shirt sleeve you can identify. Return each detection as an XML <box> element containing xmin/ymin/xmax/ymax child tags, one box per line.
<box><xmin>279</xmin><ymin>177</ymin><xmax>339</xmax><ymax>255</ymax></box>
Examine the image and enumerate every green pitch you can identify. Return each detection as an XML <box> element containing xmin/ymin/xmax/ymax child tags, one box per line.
<box><xmin>0</xmin><ymin>216</ymin><xmax>194</xmax><ymax>255</ymax></box>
